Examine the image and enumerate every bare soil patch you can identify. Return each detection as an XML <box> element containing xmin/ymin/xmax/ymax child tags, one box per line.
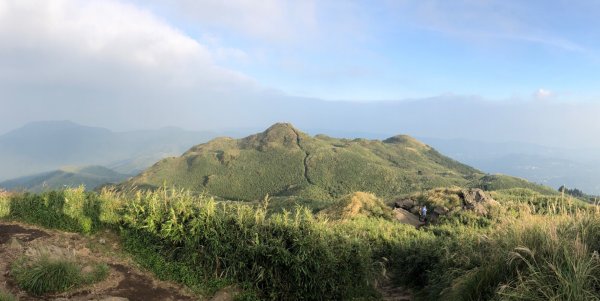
<box><xmin>0</xmin><ymin>221</ymin><xmax>197</xmax><ymax>301</ymax></box>
<box><xmin>0</xmin><ymin>224</ymin><xmax>49</xmax><ymax>244</ymax></box>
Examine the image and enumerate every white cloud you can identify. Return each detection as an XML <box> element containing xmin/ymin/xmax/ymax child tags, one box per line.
<box><xmin>0</xmin><ymin>0</ymin><xmax>262</xmax><ymax>130</ymax></box>
<box><xmin>534</xmin><ymin>88</ymin><xmax>553</xmax><ymax>100</ymax></box>
<box><xmin>0</xmin><ymin>0</ymin><xmax>253</xmax><ymax>87</ymax></box>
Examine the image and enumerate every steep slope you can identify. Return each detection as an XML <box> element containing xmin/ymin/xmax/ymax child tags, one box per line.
<box><xmin>127</xmin><ymin>123</ymin><xmax>484</xmax><ymax>200</ymax></box>
<box><xmin>0</xmin><ymin>166</ymin><xmax>129</xmax><ymax>192</ymax></box>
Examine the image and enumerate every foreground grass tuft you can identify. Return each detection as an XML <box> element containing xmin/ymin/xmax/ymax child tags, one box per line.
<box><xmin>12</xmin><ymin>256</ymin><xmax>80</xmax><ymax>295</ymax></box>
<box><xmin>11</xmin><ymin>252</ymin><xmax>109</xmax><ymax>296</ymax></box>
<box><xmin>0</xmin><ymin>289</ymin><xmax>17</xmax><ymax>301</ymax></box>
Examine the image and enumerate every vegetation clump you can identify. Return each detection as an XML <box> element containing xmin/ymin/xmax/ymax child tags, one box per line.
<box><xmin>11</xmin><ymin>246</ymin><xmax>108</xmax><ymax>295</ymax></box>
<box><xmin>319</xmin><ymin>192</ymin><xmax>394</xmax><ymax>220</ymax></box>
<box><xmin>0</xmin><ymin>290</ymin><xmax>17</xmax><ymax>301</ymax></box>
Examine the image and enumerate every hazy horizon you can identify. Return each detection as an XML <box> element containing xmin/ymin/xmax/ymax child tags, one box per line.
<box><xmin>3</xmin><ymin>0</ymin><xmax>600</xmax><ymax>150</ymax></box>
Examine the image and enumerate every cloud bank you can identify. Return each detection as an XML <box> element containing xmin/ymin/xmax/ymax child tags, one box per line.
<box><xmin>0</xmin><ymin>0</ymin><xmax>256</xmax><ymax>130</ymax></box>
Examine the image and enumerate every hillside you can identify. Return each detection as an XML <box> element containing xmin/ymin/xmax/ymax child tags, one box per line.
<box><xmin>0</xmin><ymin>121</ymin><xmax>213</xmax><ymax>181</ymax></box>
<box><xmin>126</xmin><ymin>123</ymin><xmax>551</xmax><ymax>201</ymax></box>
<box><xmin>0</xmin><ymin>166</ymin><xmax>129</xmax><ymax>192</ymax></box>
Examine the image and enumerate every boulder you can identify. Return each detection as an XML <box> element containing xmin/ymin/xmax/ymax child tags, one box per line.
<box><xmin>392</xmin><ymin>208</ymin><xmax>422</xmax><ymax>227</ymax></box>
<box><xmin>461</xmin><ymin>189</ymin><xmax>497</xmax><ymax>215</ymax></box>
<box><xmin>394</xmin><ymin>199</ymin><xmax>414</xmax><ymax>210</ymax></box>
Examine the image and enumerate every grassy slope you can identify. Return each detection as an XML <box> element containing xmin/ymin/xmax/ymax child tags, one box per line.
<box><xmin>127</xmin><ymin>123</ymin><xmax>555</xmax><ymax>201</ymax></box>
<box><xmin>2</xmin><ymin>186</ymin><xmax>596</xmax><ymax>301</ymax></box>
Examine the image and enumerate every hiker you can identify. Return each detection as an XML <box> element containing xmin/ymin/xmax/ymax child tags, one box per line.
<box><xmin>419</xmin><ymin>205</ymin><xmax>427</xmax><ymax>222</ymax></box>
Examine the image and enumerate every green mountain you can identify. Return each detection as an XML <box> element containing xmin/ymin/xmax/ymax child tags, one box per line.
<box><xmin>0</xmin><ymin>166</ymin><xmax>129</xmax><ymax>192</ymax></box>
<box><xmin>126</xmin><ymin>123</ymin><xmax>552</xmax><ymax>201</ymax></box>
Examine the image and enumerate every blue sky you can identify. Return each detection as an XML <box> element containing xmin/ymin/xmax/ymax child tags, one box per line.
<box><xmin>132</xmin><ymin>0</ymin><xmax>600</xmax><ymax>101</ymax></box>
<box><xmin>2</xmin><ymin>0</ymin><xmax>600</xmax><ymax>145</ymax></box>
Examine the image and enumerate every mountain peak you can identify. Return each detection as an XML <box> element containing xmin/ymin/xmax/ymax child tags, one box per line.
<box><xmin>383</xmin><ymin>135</ymin><xmax>427</xmax><ymax>148</ymax></box>
<box><xmin>3</xmin><ymin>120</ymin><xmax>111</xmax><ymax>138</ymax></box>
<box><xmin>241</xmin><ymin>123</ymin><xmax>305</xmax><ymax>149</ymax></box>
<box><xmin>263</xmin><ymin>122</ymin><xmax>300</xmax><ymax>134</ymax></box>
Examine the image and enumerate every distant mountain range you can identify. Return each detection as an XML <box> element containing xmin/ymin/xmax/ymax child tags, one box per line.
<box><xmin>420</xmin><ymin>137</ymin><xmax>600</xmax><ymax>195</ymax></box>
<box><xmin>0</xmin><ymin>165</ymin><xmax>129</xmax><ymax>192</ymax></box>
<box><xmin>0</xmin><ymin>121</ymin><xmax>213</xmax><ymax>182</ymax></box>
<box><xmin>124</xmin><ymin>123</ymin><xmax>554</xmax><ymax>201</ymax></box>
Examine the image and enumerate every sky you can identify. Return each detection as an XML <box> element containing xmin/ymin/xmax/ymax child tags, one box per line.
<box><xmin>1</xmin><ymin>0</ymin><xmax>600</xmax><ymax>147</ymax></box>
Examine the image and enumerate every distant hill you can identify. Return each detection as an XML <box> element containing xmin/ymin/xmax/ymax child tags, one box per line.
<box><xmin>0</xmin><ymin>166</ymin><xmax>129</xmax><ymax>192</ymax></box>
<box><xmin>0</xmin><ymin>121</ymin><xmax>214</xmax><ymax>181</ymax></box>
<box><xmin>420</xmin><ymin>137</ymin><xmax>600</xmax><ymax>195</ymax></box>
<box><xmin>125</xmin><ymin>123</ymin><xmax>554</xmax><ymax>201</ymax></box>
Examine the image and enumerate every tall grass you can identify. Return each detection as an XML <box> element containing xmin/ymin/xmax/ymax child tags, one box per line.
<box><xmin>3</xmin><ymin>186</ymin><xmax>600</xmax><ymax>300</ymax></box>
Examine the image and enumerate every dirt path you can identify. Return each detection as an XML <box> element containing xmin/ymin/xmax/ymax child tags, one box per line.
<box><xmin>378</xmin><ymin>279</ymin><xmax>413</xmax><ymax>301</ymax></box>
<box><xmin>0</xmin><ymin>221</ymin><xmax>197</xmax><ymax>301</ymax></box>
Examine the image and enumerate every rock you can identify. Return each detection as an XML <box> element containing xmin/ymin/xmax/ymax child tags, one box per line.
<box><xmin>8</xmin><ymin>237</ymin><xmax>23</xmax><ymax>250</ymax></box>
<box><xmin>99</xmin><ymin>238</ymin><xmax>106</xmax><ymax>244</ymax></box>
<box><xmin>461</xmin><ymin>189</ymin><xmax>496</xmax><ymax>215</ymax></box>
<box><xmin>210</xmin><ymin>286</ymin><xmax>240</xmax><ymax>301</ymax></box>
<box><xmin>394</xmin><ymin>199</ymin><xmax>414</xmax><ymax>209</ymax></box>
<box><xmin>410</xmin><ymin>206</ymin><xmax>420</xmax><ymax>215</ymax></box>
<box><xmin>392</xmin><ymin>208</ymin><xmax>422</xmax><ymax>227</ymax></box>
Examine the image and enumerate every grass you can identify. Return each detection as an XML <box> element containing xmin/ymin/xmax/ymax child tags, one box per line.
<box><xmin>318</xmin><ymin>192</ymin><xmax>395</xmax><ymax>220</ymax></box>
<box><xmin>12</xmin><ymin>256</ymin><xmax>81</xmax><ymax>295</ymax></box>
<box><xmin>11</xmin><ymin>252</ymin><xmax>109</xmax><ymax>296</ymax></box>
<box><xmin>2</xmin><ymin>185</ymin><xmax>600</xmax><ymax>300</ymax></box>
<box><xmin>0</xmin><ymin>290</ymin><xmax>17</xmax><ymax>301</ymax></box>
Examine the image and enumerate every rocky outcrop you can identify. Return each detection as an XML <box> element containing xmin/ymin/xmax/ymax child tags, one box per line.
<box><xmin>461</xmin><ymin>188</ymin><xmax>499</xmax><ymax>215</ymax></box>
<box><xmin>393</xmin><ymin>188</ymin><xmax>497</xmax><ymax>221</ymax></box>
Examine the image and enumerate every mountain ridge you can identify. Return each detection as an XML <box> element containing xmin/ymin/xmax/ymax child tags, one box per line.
<box><xmin>125</xmin><ymin>123</ymin><xmax>552</xmax><ymax>201</ymax></box>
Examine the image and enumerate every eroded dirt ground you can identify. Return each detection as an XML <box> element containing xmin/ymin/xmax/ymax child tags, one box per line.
<box><xmin>0</xmin><ymin>222</ymin><xmax>197</xmax><ymax>301</ymax></box>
